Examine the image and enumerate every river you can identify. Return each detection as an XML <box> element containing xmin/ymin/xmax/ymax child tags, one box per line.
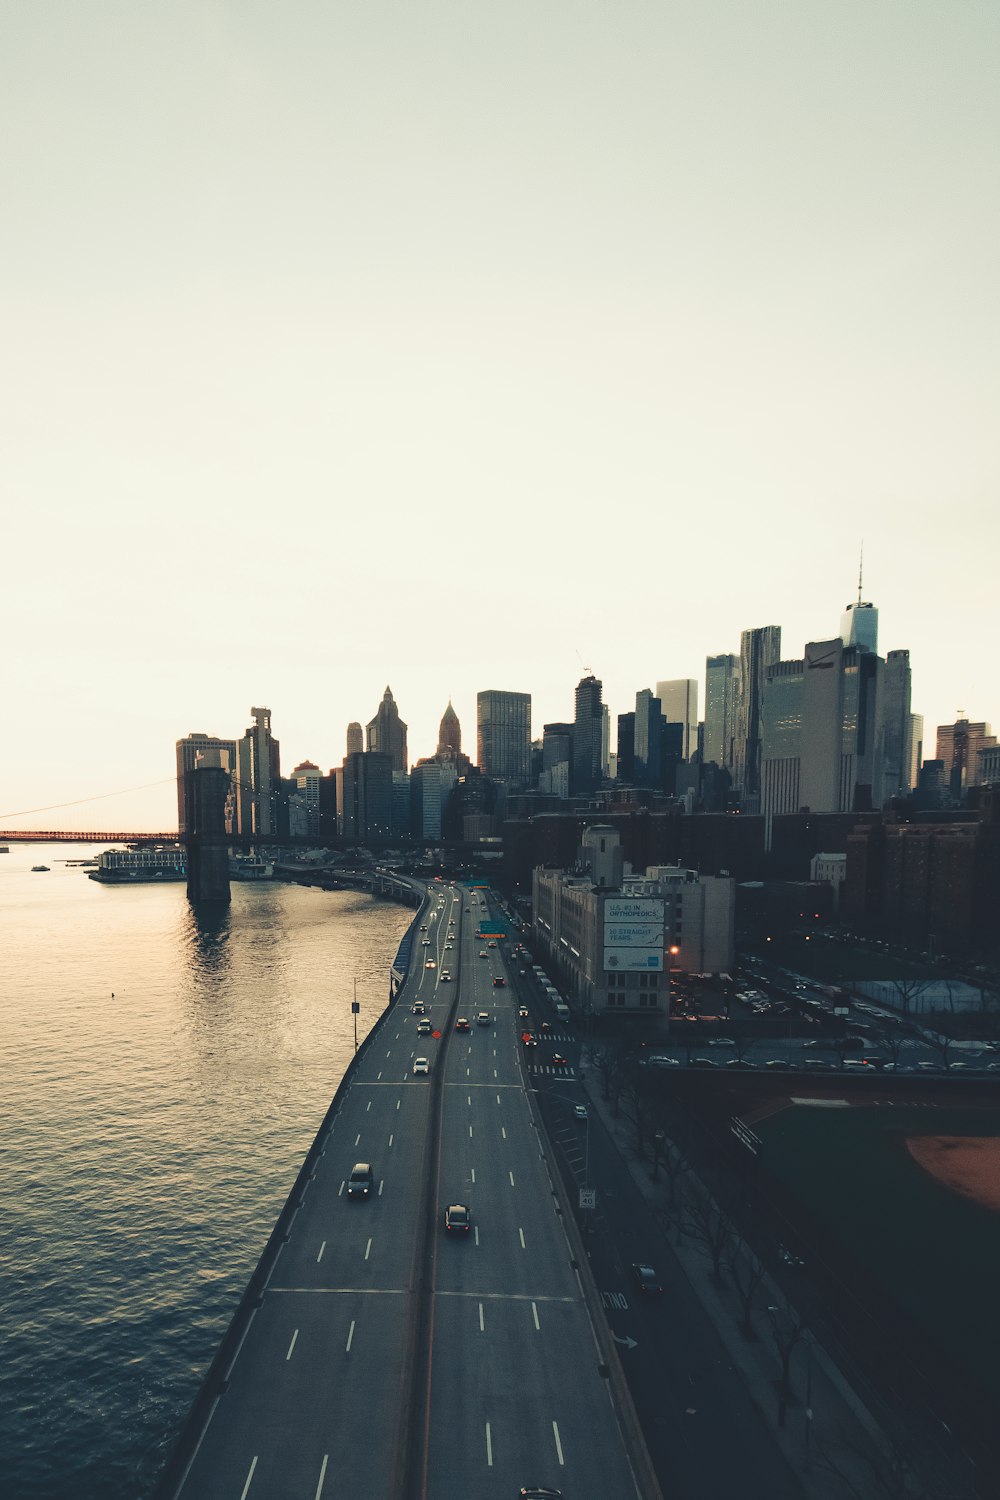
<box><xmin>0</xmin><ymin>843</ymin><xmax>414</xmax><ymax>1499</ymax></box>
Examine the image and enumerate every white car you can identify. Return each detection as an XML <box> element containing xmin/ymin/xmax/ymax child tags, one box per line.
<box><xmin>413</xmin><ymin>1058</ymin><xmax>430</xmax><ymax>1075</ymax></box>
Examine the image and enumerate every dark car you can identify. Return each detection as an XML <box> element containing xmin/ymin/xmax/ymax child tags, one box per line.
<box><xmin>764</xmin><ymin>1058</ymin><xmax>793</xmax><ymax>1070</ymax></box>
<box><xmin>445</xmin><ymin>1204</ymin><xmax>470</xmax><ymax>1234</ymax></box>
<box><xmin>690</xmin><ymin>1057</ymin><xmax>718</xmax><ymax>1068</ymax></box>
<box><xmin>631</xmin><ymin>1262</ymin><xmax>663</xmax><ymax>1295</ymax></box>
<box><xmin>493</xmin><ymin>976</ymin><xmax>506</xmax><ymax>987</ymax></box>
<box><xmin>347</xmin><ymin>1162</ymin><xmax>374</xmax><ymax>1199</ymax></box>
<box><xmin>725</xmin><ymin>1059</ymin><xmax>756</xmax><ymax>1070</ymax></box>
<box><xmin>518</xmin><ymin>1006</ymin><xmax>529</xmax><ymax>1019</ymax></box>
<box><xmin>519</xmin><ymin>1490</ymin><xmax>563</xmax><ymax>1499</ymax></box>
<box><xmin>456</xmin><ymin>1017</ymin><xmax>471</xmax><ymax>1032</ymax></box>
<box><xmin>522</xmin><ymin>1032</ymin><xmax>538</xmax><ymax>1048</ymax></box>
<box><xmin>550</xmin><ymin>1052</ymin><xmax>568</xmax><ymax>1066</ymax></box>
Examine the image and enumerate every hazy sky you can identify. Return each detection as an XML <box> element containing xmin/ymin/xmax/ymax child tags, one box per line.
<box><xmin>2</xmin><ymin>2</ymin><xmax>997</xmax><ymax>830</ymax></box>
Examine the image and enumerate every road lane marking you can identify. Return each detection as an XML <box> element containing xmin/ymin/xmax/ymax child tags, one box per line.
<box><xmin>346</xmin><ymin>1320</ymin><xmax>355</xmax><ymax>1352</ymax></box>
<box><xmin>553</xmin><ymin>1420</ymin><xmax>565</xmax><ymax>1465</ymax></box>
<box><xmin>469</xmin><ymin>1125</ymin><xmax>473</xmax><ymax>1138</ymax></box>
<box><xmin>317</xmin><ymin>1240</ymin><xmax>326</xmax><ymax>1262</ymax></box>
<box><xmin>501</xmin><ymin>1127</ymin><xmax>507</xmax><ymax>1140</ymax></box>
<box><xmin>386</xmin><ymin>1049</ymin><xmax>391</xmax><ymax>1057</ymax></box>
<box><xmin>286</xmin><ymin>1328</ymin><xmax>299</xmax><ymax>1360</ymax></box>
<box><xmin>494</xmin><ymin>1069</ymin><xmax>498</xmax><ymax>1078</ymax></box>
<box><xmin>479</xmin><ymin>1302</ymin><xmax>485</xmax><ymax>1331</ymax></box>
<box><xmin>377</xmin><ymin>1071</ymin><xmax>382</xmax><ymax>1080</ymax></box>
<box><xmin>338</xmin><ymin>1183</ymin><xmax>344</xmax><ymax>1197</ymax></box>
<box><xmin>239</xmin><ymin>1457</ymin><xmax>257</xmax><ymax>1499</ymax></box>
<box><xmin>467</xmin><ymin>1067</ymin><xmax>470</xmax><ymax>1077</ymax></box>
<box><xmin>388</xmin><ymin>1133</ymin><xmax>394</xmax><ymax>1147</ymax></box>
<box><xmin>468</xmin><ymin>1094</ymin><xmax>472</xmax><ymax>1106</ymax></box>
<box><xmin>365</xmin><ymin>1238</ymin><xmax>372</xmax><ymax>1261</ymax></box>
<box><xmin>379</xmin><ymin>1179</ymin><xmax>384</xmax><ymax>1196</ymax></box>
<box><xmin>355</xmin><ymin>1134</ymin><xmax>361</xmax><ymax>1146</ymax></box>
<box><xmin>314</xmin><ymin>1454</ymin><xmax>328</xmax><ymax>1500</ymax></box>
<box><xmin>366</xmin><ymin>1101</ymin><xmax>372</xmax><ymax>1112</ymax></box>
<box><xmin>509</xmin><ymin>1170</ymin><xmax>515</xmax><ymax>1186</ymax></box>
<box><xmin>474</xmin><ymin>1226</ymin><xmax>480</xmax><ymax>1245</ymax></box>
<box><xmin>532</xmin><ymin>1301</ymin><xmax>540</xmax><ymax>1330</ymax></box>
<box><xmin>519</xmin><ymin>1227</ymin><xmax>526</xmax><ymax>1249</ymax></box>
<box><xmin>485</xmin><ymin>1421</ymin><xmax>493</xmax><ymax>1466</ymax></box>
<box><xmin>497</xmin><ymin>1094</ymin><xmax>501</xmax><ymax>1104</ymax></box>
<box><xmin>396</xmin><ymin>1098</ymin><xmax>401</xmax><ymax>1111</ymax></box>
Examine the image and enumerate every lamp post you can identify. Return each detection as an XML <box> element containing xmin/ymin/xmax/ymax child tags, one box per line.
<box><xmin>802</xmin><ymin>1328</ymin><xmax>814</xmax><ymax>1470</ymax></box>
<box><xmin>668</xmin><ymin>943</ymin><xmax>680</xmax><ymax>1018</ymax></box>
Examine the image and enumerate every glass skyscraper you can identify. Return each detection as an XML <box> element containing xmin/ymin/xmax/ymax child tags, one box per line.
<box><xmin>477</xmin><ymin>690</ymin><xmax>531</xmax><ymax>784</ymax></box>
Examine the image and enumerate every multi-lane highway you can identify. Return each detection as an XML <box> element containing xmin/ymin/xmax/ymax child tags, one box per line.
<box><xmin>161</xmin><ymin>884</ymin><xmax>647</xmax><ymax>1500</ymax></box>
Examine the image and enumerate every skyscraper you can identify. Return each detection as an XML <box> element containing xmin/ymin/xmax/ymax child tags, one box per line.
<box><xmin>936</xmin><ymin>718</ymin><xmax>996</xmax><ymax>797</ymax></box>
<box><xmin>703</xmin><ymin>654</ymin><xmax>739</xmax><ymax>770</ymax></box>
<box><xmin>437</xmin><ymin>701</ymin><xmax>461</xmax><ymax>757</ymax></box>
<box><xmin>338</xmin><ymin>751</ymin><xmax>393</xmax><ymax>842</ymax></box>
<box><xmin>477</xmin><ymin>690</ymin><xmax>531</xmax><ymax>783</ymax></box>
<box><xmin>572</xmin><ymin>674</ymin><xmax>604</xmax><ymax>794</ymax></box>
<box><xmin>633</xmin><ymin>689</ymin><xmax>663</xmax><ymax>788</ymax></box>
<box><xmin>176</xmin><ymin>731</ymin><xmax>237</xmax><ymax>833</ymax></box>
<box><xmin>840</xmin><ymin>555</ymin><xmax>878</xmax><ymax>653</ymax></box>
<box><xmin>760</xmin><ymin>639</ymin><xmax>883</xmax><ymax>837</ymax></box>
<box><xmin>346</xmin><ymin>722</ymin><xmax>364</xmax><ymax>757</ymax></box>
<box><xmin>878</xmin><ymin>649</ymin><xmax>914</xmax><ymax>803</ymax></box>
<box><xmin>734</xmin><ymin>625</ymin><xmax>781</xmax><ymax>806</ymax></box>
<box><xmin>366</xmin><ymin>687</ymin><xmax>408</xmax><ymax>773</ymax></box>
<box><xmin>235</xmin><ymin>707</ymin><xmax>281</xmax><ymax>837</ymax></box>
<box><xmin>656</xmin><ymin>679</ymin><xmax>698</xmax><ymax>760</ymax></box>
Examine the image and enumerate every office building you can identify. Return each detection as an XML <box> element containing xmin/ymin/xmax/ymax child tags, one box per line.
<box><xmin>978</xmin><ymin>745</ymin><xmax>1000</xmax><ymax>784</ymax></box>
<box><xmin>634</xmin><ymin>689</ymin><xmax>663</xmax><ymax>788</ymax></box>
<box><xmin>437</xmin><ymin>701</ymin><xmax>461</xmax><ymax>757</ymax></box>
<box><xmin>840</xmin><ymin>555</ymin><xmax>879</xmax><ymax>653</ymax></box>
<box><xmin>656</xmin><ymin>679</ymin><xmax>698</xmax><ymax>760</ymax></box>
<box><xmin>290</xmin><ymin>760</ymin><xmax>323</xmax><ymax>839</ymax></box>
<box><xmin>411</xmin><ymin>760</ymin><xmax>443</xmax><ymax>841</ymax></box>
<box><xmin>734</xmin><ymin>624</ymin><xmax>781</xmax><ymax>805</ymax></box>
<box><xmin>703</xmin><ymin>654</ymin><xmax>739</xmax><ymax>770</ymax></box>
<box><xmin>909</xmin><ymin>714</ymin><xmax>924</xmax><ymax>788</ymax></box>
<box><xmin>176</xmin><ymin>732</ymin><xmax>236</xmax><ymax>834</ymax></box>
<box><xmin>392</xmin><ymin>771</ymin><xmax>412</xmax><ymax>839</ymax></box>
<box><xmin>366</xmin><ymin>686</ymin><xmax>408</xmax><ymax>773</ymax></box>
<box><xmin>616</xmin><ymin>713</ymin><xmax>635</xmax><ymax>784</ymax></box>
<box><xmin>760</xmin><ymin>639</ymin><xmax>883</xmax><ymax>838</ymax></box>
<box><xmin>878</xmin><ymin>649</ymin><xmax>914</xmax><ymax>803</ymax></box>
<box><xmin>235</xmin><ymin>707</ymin><xmax>281</xmax><ymax>838</ymax></box>
<box><xmin>936</xmin><ymin>718</ymin><xmax>996</xmax><ymax>797</ymax></box>
<box><xmin>572</xmin><ymin>674</ymin><xmax>604</xmax><ymax>794</ymax></box>
<box><xmin>338</xmin><ymin>751</ymin><xmax>393</xmax><ymax>843</ymax></box>
<box><xmin>601</xmin><ymin>705</ymin><xmax>611</xmax><ymax>779</ymax></box>
<box><xmin>346</xmin><ymin>722</ymin><xmax>364</xmax><ymax>757</ymax></box>
<box><xmin>477</xmin><ymin>690</ymin><xmax>531</xmax><ymax>784</ymax></box>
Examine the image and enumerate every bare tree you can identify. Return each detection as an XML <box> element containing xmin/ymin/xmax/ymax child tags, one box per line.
<box><xmin>617</xmin><ymin>1081</ymin><xmax>656</xmax><ymax>1161</ymax></box>
<box><xmin>815</xmin><ymin>1431</ymin><xmax>976</xmax><ymax>1500</ymax></box>
<box><xmin>683</xmin><ymin>1183</ymin><xmax>733</xmax><ymax>1285</ymax></box>
<box><xmin>891</xmin><ymin>977</ymin><xmax>930</xmax><ymax>1020</ymax></box>
<box><xmin>725</xmin><ymin>1242</ymin><xmax>767</xmax><ymax>1336</ymax></box>
<box><xmin>764</xmin><ymin>1303</ymin><xmax>805</xmax><ymax>1427</ymax></box>
<box><xmin>590</xmin><ymin>1043</ymin><xmax>624</xmax><ymax>1107</ymax></box>
<box><xmin>925</xmin><ymin>1028</ymin><xmax>958</xmax><ymax>1069</ymax></box>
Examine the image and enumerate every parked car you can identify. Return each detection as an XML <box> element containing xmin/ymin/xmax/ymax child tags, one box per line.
<box><xmin>631</xmin><ymin>1262</ymin><xmax>663</xmax><ymax>1295</ymax></box>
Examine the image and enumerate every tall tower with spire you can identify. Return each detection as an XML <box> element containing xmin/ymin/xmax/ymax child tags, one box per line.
<box><xmin>366</xmin><ymin>687</ymin><xmax>408</xmax><ymax>773</ymax></box>
<box><xmin>437</xmin><ymin>700</ymin><xmax>461</xmax><ymax>757</ymax></box>
<box><xmin>840</xmin><ymin>547</ymin><xmax>878</xmax><ymax>653</ymax></box>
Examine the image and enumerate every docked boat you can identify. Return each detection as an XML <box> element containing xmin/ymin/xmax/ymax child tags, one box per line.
<box><xmin>88</xmin><ymin>847</ymin><xmax>186</xmax><ymax>883</ymax></box>
<box><xmin>229</xmin><ymin>853</ymin><xmax>274</xmax><ymax>880</ymax></box>
<box><xmin>31</xmin><ymin>864</ymin><xmax>50</xmax><ymax>872</ymax></box>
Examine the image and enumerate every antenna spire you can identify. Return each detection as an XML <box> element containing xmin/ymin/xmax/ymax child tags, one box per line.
<box><xmin>857</xmin><ymin>542</ymin><xmax>864</xmax><ymax>605</ymax></box>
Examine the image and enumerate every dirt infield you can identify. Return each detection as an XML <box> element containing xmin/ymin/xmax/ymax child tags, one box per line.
<box><xmin>906</xmin><ymin>1135</ymin><xmax>1000</xmax><ymax>1211</ymax></box>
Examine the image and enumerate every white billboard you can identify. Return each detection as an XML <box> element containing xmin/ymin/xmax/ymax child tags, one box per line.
<box><xmin>604</xmin><ymin>947</ymin><xmax>663</xmax><ymax>973</ymax></box>
<box><xmin>604</xmin><ymin>922</ymin><xmax>663</xmax><ymax>948</ymax></box>
<box><xmin>604</xmin><ymin>897</ymin><xmax>664</xmax><ymax>923</ymax></box>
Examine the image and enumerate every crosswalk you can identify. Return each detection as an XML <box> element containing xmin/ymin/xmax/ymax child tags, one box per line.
<box><xmin>527</xmin><ymin>1063</ymin><xmax>577</xmax><ymax>1078</ymax></box>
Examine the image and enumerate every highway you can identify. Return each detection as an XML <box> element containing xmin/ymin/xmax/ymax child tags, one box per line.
<box><xmin>163</xmin><ymin>883</ymin><xmax>645</xmax><ymax>1500</ymax></box>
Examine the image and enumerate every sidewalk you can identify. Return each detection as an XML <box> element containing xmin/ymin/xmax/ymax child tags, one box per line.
<box><xmin>579</xmin><ymin>1065</ymin><xmax>896</xmax><ymax>1500</ymax></box>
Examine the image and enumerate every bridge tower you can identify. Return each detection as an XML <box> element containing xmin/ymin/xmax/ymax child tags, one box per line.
<box><xmin>184</xmin><ymin>752</ymin><xmax>231</xmax><ymax>904</ymax></box>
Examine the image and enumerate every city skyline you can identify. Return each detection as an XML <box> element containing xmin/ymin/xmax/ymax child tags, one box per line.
<box><xmin>2</xmin><ymin>3</ymin><xmax>998</xmax><ymax>829</ymax></box>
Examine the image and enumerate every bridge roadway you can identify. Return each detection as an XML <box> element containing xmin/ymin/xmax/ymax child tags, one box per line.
<box><xmin>163</xmin><ymin>884</ymin><xmax>645</xmax><ymax>1500</ymax></box>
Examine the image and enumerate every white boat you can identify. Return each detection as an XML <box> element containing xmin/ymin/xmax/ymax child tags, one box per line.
<box><xmin>229</xmin><ymin>854</ymin><xmax>274</xmax><ymax>880</ymax></box>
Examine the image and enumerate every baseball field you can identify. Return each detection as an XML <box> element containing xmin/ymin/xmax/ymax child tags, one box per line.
<box><xmin>753</xmin><ymin>1101</ymin><xmax>1000</xmax><ymax>1402</ymax></box>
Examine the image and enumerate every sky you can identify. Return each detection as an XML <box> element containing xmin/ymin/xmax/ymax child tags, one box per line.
<box><xmin>2</xmin><ymin>2</ymin><xmax>997</xmax><ymax>831</ymax></box>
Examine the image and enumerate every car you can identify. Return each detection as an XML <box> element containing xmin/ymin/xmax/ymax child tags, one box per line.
<box><xmin>631</xmin><ymin>1262</ymin><xmax>663</xmax><ymax>1295</ymax></box>
<box><xmin>445</xmin><ymin>1203</ymin><xmax>470</xmax><ymax>1234</ymax></box>
<box><xmin>841</xmin><ymin>1058</ymin><xmax>872</xmax><ymax>1070</ymax></box>
<box><xmin>416</xmin><ymin>1018</ymin><xmax>432</xmax><ymax>1034</ymax></box>
<box><xmin>518</xmin><ymin>1006</ymin><xmax>529</xmax><ymax>1019</ymax></box>
<box><xmin>801</xmin><ymin>1038</ymin><xmax>826</xmax><ymax>1048</ymax></box>
<box><xmin>706</xmin><ymin>1037</ymin><xmax>736</xmax><ymax>1048</ymax></box>
<box><xmin>440</xmin><ymin>972</ymin><xmax>451</xmax><ymax>982</ymax></box>
<box><xmin>690</xmin><ymin>1057</ymin><xmax>718</xmax><ymax>1068</ymax></box>
<box><xmin>493</xmin><ymin>976</ymin><xmax>506</xmax><ymax>987</ymax></box>
<box><xmin>519</xmin><ymin>1489</ymin><xmax>563</xmax><ymax>1498</ymax></box>
<box><xmin>520</xmin><ymin>967</ymin><xmax>527</xmax><ymax>975</ymax></box>
<box><xmin>479</xmin><ymin>950</ymin><xmax>488</xmax><ymax>958</ymax></box>
<box><xmin>420</xmin><ymin>924</ymin><xmax>428</xmax><ymax>932</ymax></box>
<box><xmin>477</xmin><ymin>1012</ymin><xmax>491</xmax><ymax>1027</ymax></box>
<box><xmin>347</xmin><ymin>1162</ymin><xmax>374</xmax><ymax>1198</ymax></box>
<box><xmin>800</xmin><ymin>1059</ymin><xmax>832</xmax><ymax>1071</ymax></box>
<box><xmin>915</xmin><ymin>1060</ymin><xmax>943</xmax><ymax>1072</ymax></box>
<box><xmin>764</xmin><ymin>1059</ymin><xmax>792</xmax><ymax>1070</ymax></box>
<box><xmin>445</xmin><ymin>942</ymin><xmax>454</xmax><ymax>950</ymax></box>
<box><xmin>539</xmin><ymin>1022</ymin><xmax>552</xmax><ymax>1033</ymax></box>
<box><xmin>456</xmin><ymin>1018</ymin><xmax>471</xmax><ymax>1032</ymax></box>
<box><xmin>725</xmin><ymin>1059</ymin><xmax>756</xmax><ymax>1070</ymax></box>
<box><xmin>488</xmin><ymin>941</ymin><xmax>497</xmax><ymax>948</ymax></box>
<box><xmin>411</xmin><ymin>1002</ymin><xmax>425</xmax><ymax>1015</ymax></box>
<box><xmin>425</xmin><ymin>960</ymin><xmax>436</xmax><ymax>970</ymax></box>
<box><xmin>573</xmin><ymin>1104</ymin><xmax>588</xmax><ymax>1119</ymax></box>
<box><xmin>644</xmin><ymin>1055</ymin><xmax>681</xmax><ymax>1068</ymax></box>
<box><xmin>551</xmin><ymin>1053</ymin><xmax>568</xmax><ymax>1066</ymax></box>
<box><xmin>412</xmin><ymin>1057</ymin><xmax>430</xmax><ymax>1075</ymax></box>
<box><xmin>522</xmin><ymin>1032</ymin><xmax>538</xmax><ymax>1047</ymax></box>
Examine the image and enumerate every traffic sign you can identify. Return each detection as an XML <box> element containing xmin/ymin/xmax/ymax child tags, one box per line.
<box><xmin>579</xmin><ymin>1188</ymin><xmax>596</xmax><ymax>1210</ymax></box>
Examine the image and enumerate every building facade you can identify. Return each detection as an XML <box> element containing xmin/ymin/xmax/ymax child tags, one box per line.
<box><xmin>572</xmin><ymin>674</ymin><xmax>604</xmax><ymax>793</ymax></box>
<box><xmin>477</xmin><ymin>689</ymin><xmax>531</xmax><ymax>784</ymax></box>
<box><xmin>656</xmin><ymin>678</ymin><xmax>698</xmax><ymax>761</ymax></box>
<box><xmin>337</xmin><ymin>751</ymin><xmax>393</xmax><ymax>842</ymax></box>
<box><xmin>878</xmin><ymin>649</ymin><xmax>914</xmax><ymax>803</ymax></box>
<box><xmin>703</xmin><ymin>653</ymin><xmax>739</xmax><ymax>771</ymax></box>
<box><xmin>366</xmin><ymin>687</ymin><xmax>408</xmax><ymax>773</ymax></box>
<box><xmin>235</xmin><ymin>707</ymin><xmax>281</xmax><ymax>838</ymax></box>
<box><xmin>735</xmin><ymin>624</ymin><xmax>781</xmax><ymax>806</ymax></box>
<box><xmin>176</xmin><ymin>732</ymin><xmax>236</xmax><ymax>834</ymax></box>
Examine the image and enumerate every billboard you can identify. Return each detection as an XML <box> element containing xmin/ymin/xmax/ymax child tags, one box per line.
<box><xmin>604</xmin><ymin>947</ymin><xmax>663</xmax><ymax>973</ymax></box>
<box><xmin>604</xmin><ymin>922</ymin><xmax>663</xmax><ymax>948</ymax></box>
<box><xmin>604</xmin><ymin>897</ymin><xmax>664</xmax><ymax>924</ymax></box>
